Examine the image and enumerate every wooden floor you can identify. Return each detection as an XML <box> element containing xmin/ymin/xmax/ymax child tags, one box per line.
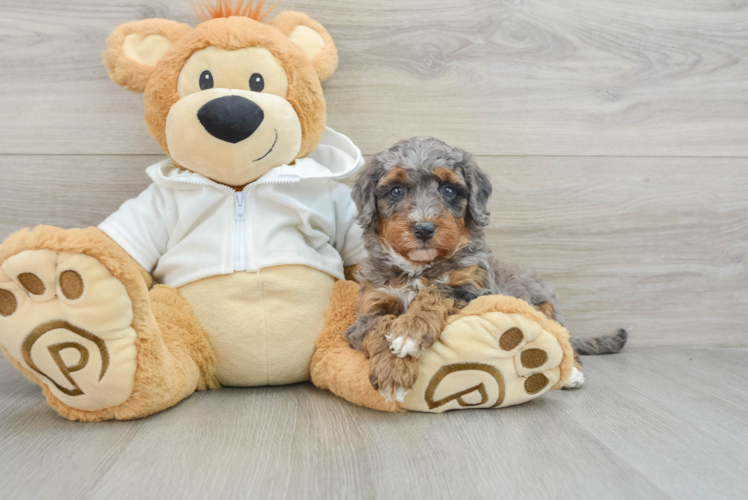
<box><xmin>0</xmin><ymin>347</ymin><xmax>746</xmax><ymax>499</ymax></box>
<box><xmin>0</xmin><ymin>0</ymin><xmax>747</xmax><ymax>498</ymax></box>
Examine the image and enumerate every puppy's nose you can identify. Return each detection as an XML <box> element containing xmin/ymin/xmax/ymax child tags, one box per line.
<box><xmin>197</xmin><ymin>95</ymin><xmax>264</xmax><ymax>144</ymax></box>
<box><xmin>413</xmin><ymin>222</ymin><xmax>437</xmax><ymax>241</ymax></box>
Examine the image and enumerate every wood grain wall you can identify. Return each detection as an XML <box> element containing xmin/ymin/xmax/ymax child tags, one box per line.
<box><xmin>0</xmin><ymin>0</ymin><xmax>746</xmax><ymax>347</ymax></box>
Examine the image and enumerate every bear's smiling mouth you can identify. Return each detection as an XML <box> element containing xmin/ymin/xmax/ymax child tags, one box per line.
<box><xmin>252</xmin><ymin>129</ymin><xmax>278</xmax><ymax>162</ymax></box>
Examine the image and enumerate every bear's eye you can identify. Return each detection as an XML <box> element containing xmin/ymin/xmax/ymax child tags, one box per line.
<box><xmin>249</xmin><ymin>73</ymin><xmax>264</xmax><ymax>92</ymax></box>
<box><xmin>199</xmin><ymin>70</ymin><xmax>214</xmax><ymax>90</ymax></box>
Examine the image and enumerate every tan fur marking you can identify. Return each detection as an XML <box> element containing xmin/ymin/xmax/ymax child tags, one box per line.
<box><xmin>377</xmin><ymin>213</ymin><xmax>416</xmax><ymax>258</ymax></box>
<box><xmin>433</xmin><ymin>166</ymin><xmax>463</xmax><ymax>185</ymax></box>
<box><xmin>441</xmin><ymin>265</ymin><xmax>487</xmax><ymax>289</ymax></box>
<box><xmin>379</xmin><ymin>167</ymin><xmax>408</xmax><ymax>186</ymax></box>
<box><xmin>431</xmin><ymin>212</ymin><xmax>468</xmax><ymax>261</ymax></box>
<box><xmin>0</xmin><ymin>289</ymin><xmax>17</xmax><ymax>317</ymax></box>
<box><xmin>454</xmin><ymin>222</ymin><xmax>473</xmax><ymax>254</ymax></box>
<box><xmin>60</xmin><ymin>270</ymin><xmax>84</xmax><ymax>300</ymax></box>
<box><xmin>343</xmin><ymin>264</ymin><xmax>359</xmax><ymax>282</ymax></box>
<box><xmin>18</xmin><ymin>273</ymin><xmax>45</xmax><ymax>295</ymax></box>
<box><xmin>538</xmin><ymin>303</ymin><xmax>555</xmax><ymax>319</ymax></box>
<box><xmin>359</xmin><ymin>284</ymin><xmax>406</xmax><ymax>317</ymax></box>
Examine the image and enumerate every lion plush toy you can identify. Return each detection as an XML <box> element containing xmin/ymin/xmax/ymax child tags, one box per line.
<box><xmin>0</xmin><ymin>1</ymin><xmax>573</xmax><ymax>420</ymax></box>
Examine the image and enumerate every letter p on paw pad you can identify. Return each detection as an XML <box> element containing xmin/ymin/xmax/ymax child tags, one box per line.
<box><xmin>0</xmin><ymin>250</ymin><xmax>138</xmax><ymax>411</ymax></box>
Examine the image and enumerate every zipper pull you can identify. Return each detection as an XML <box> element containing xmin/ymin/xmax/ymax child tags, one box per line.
<box><xmin>234</xmin><ymin>192</ymin><xmax>246</xmax><ymax>220</ymax></box>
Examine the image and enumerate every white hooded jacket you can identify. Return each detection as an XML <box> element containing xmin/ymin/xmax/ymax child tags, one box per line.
<box><xmin>99</xmin><ymin>127</ymin><xmax>366</xmax><ymax>288</ymax></box>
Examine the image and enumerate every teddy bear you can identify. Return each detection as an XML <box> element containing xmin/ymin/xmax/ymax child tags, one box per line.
<box><xmin>0</xmin><ymin>1</ymin><xmax>573</xmax><ymax>420</ymax></box>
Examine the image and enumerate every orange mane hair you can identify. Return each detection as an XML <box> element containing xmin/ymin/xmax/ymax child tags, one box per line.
<box><xmin>192</xmin><ymin>0</ymin><xmax>280</xmax><ymax>23</ymax></box>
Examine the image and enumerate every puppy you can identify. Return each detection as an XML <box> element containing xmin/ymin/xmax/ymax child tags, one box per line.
<box><xmin>345</xmin><ymin>137</ymin><xmax>627</xmax><ymax>402</ymax></box>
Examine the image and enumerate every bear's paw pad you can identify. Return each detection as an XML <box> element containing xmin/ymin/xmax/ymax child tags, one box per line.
<box><xmin>400</xmin><ymin>311</ymin><xmax>564</xmax><ymax>413</ymax></box>
<box><xmin>0</xmin><ymin>250</ymin><xmax>137</xmax><ymax>411</ymax></box>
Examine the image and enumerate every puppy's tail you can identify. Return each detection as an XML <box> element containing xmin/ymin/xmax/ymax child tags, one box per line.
<box><xmin>570</xmin><ymin>328</ymin><xmax>628</xmax><ymax>355</ymax></box>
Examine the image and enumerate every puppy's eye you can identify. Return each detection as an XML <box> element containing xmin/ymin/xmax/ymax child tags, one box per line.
<box><xmin>442</xmin><ymin>186</ymin><xmax>457</xmax><ymax>200</ymax></box>
<box><xmin>389</xmin><ymin>186</ymin><xmax>404</xmax><ymax>200</ymax></box>
<box><xmin>249</xmin><ymin>73</ymin><xmax>264</xmax><ymax>92</ymax></box>
<box><xmin>199</xmin><ymin>70</ymin><xmax>214</xmax><ymax>90</ymax></box>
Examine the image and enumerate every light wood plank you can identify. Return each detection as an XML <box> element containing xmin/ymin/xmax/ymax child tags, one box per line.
<box><xmin>0</xmin><ymin>155</ymin><xmax>158</xmax><ymax>233</ymax></box>
<box><xmin>566</xmin><ymin>347</ymin><xmax>748</xmax><ymax>500</ymax></box>
<box><xmin>477</xmin><ymin>156</ymin><xmax>748</xmax><ymax>348</ymax></box>
<box><xmin>1</xmin><ymin>347</ymin><xmax>746</xmax><ymax>499</ymax></box>
<box><xmin>1</xmin><ymin>154</ymin><xmax>745</xmax><ymax>348</ymax></box>
<box><xmin>1</xmin><ymin>0</ymin><xmax>747</xmax><ymax>155</ymax></box>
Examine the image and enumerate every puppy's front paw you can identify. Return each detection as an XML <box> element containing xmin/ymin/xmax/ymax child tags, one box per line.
<box><xmin>387</xmin><ymin>334</ymin><xmax>420</xmax><ymax>358</ymax></box>
<box><xmin>385</xmin><ymin>318</ymin><xmax>438</xmax><ymax>359</ymax></box>
<box><xmin>369</xmin><ymin>351</ymin><xmax>419</xmax><ymax>403</ymax></box>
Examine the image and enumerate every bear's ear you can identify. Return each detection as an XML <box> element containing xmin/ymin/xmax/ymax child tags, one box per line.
<box><xmin>270</xmin><ymin>12</ymin><xmax>338</xmax><ymax>82</ymax></box>
<box><xmin>103</xmin><ymin>19</ymin><xmax>193</xmax><ymax>93</ymax></box>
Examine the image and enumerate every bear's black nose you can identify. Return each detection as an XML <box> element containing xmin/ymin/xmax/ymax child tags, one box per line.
<box><xmin>413</xmin><ymin>222</ymin><xmax>437</xmax><ymax>241</ymax></box>
<box><xmin>197</xmin><ymin>95</ymin><xmax>264</xmax><ymax>144</ymax></box>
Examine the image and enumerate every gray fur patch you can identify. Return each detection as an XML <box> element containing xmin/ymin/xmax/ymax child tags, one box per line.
<box><xmin>571</xmin><ymin>329</ymin><xmax>629</xmax><ymax>355</ymax></box>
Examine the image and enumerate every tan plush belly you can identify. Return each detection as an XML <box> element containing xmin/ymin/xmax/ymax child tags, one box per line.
<box><xmin>179</xmin><ymin>265</ymin><xmax>335</xmax><ymax>386</ymax></box>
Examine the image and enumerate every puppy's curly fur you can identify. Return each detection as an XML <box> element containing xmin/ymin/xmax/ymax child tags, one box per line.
<box><xmin>345</xmin><ymin>137</ymin><xmax>627</xmax><ymax>402</ymax></box>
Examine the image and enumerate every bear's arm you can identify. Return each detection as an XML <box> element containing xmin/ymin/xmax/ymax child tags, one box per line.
<box><xmin>98</xmin><ymin>183</ymin><xmax>177</xmax><ymax>276</ymax></box>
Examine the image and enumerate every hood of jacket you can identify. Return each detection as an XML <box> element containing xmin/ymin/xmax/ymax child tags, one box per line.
<box><xmin>146</xmin><ymin>127</ymin><xmax>364</xmax><ymax>190</ymax></box>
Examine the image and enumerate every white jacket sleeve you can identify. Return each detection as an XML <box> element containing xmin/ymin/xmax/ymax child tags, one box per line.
<box><xmin>329</xmin><ymin>181</ymin><xmax>367</xmax><ymax>266</ymax></box>
<box><xmin>98</xmin><ymin>183</ymin><xmax>177</xmax><ymax>273</ymax></box>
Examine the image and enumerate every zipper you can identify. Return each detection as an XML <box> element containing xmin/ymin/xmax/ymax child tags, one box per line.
<box><xmin>166</xmin><ymin>169</ymin><xmax>300</xmax><ymax>273</ymax></box>
<box><xmin>233</xmin><ymin>192</ymin><xmax>247</xmax><ymax>272</ymax></box>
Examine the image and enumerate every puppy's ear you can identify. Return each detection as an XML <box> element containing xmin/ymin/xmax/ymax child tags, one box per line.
<box><xmin>352</xmin><ymin>159</ymin><xmax>380</xmax><ymax>231</ymax></box>
<box><xmin>270</xmin><ymin>11</ymin><xmax>338</xmax><ymax>82</ymax></box>
<box><xmin>462</xmin><ymin>153</ymin><xmax>492</xmax><ymax>227</ymax></box>
<box><xmin>103</xmin><ymin>19</ymin><xmax>193</xmax><ymax>93</ymax></box>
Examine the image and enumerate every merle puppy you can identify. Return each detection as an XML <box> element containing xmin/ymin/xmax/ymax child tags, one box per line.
<box><xmin>345</xmin><ymin>137</ymin><xmax>627</xmax><ymax>402</ymax></box>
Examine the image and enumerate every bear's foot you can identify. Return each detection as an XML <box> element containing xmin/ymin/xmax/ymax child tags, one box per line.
<box><xmin>399</xmin><ymin>295</ymin><xmax>573</xmax><ymax>413</ymax></box>
<box><xmin>0</xmin><ymin>249</ymin><xmax>138</xmax><ymax>412</ymax></box>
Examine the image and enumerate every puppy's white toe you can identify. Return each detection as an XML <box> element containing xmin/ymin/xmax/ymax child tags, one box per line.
<box><xmin>562</xmin><ymin>366</ymin><xmax>585</xmax><ymax>389</ymax></box>
<box><xmin>395</xmin><ymin>387</ymin><xmax>408</xmax><ymax>402</ymax></box>
<box><xmin>390</xmin><ymin>336</ymin><xmax>404</xmax><ymax>356</ymax></box>
<box><xmin>399</xmin><ymin>338</ymin><xmax>419</xmax><ymax>358</ymax></box>
<box><xmin>380</xmin><ymin>386</ymin><xmax>393</xmax><ymax>402</ymax></box>
<box><xmin>390</xmin><ymin>336</ymin><xmax>419</xmax><ymax>358</ymax></box>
